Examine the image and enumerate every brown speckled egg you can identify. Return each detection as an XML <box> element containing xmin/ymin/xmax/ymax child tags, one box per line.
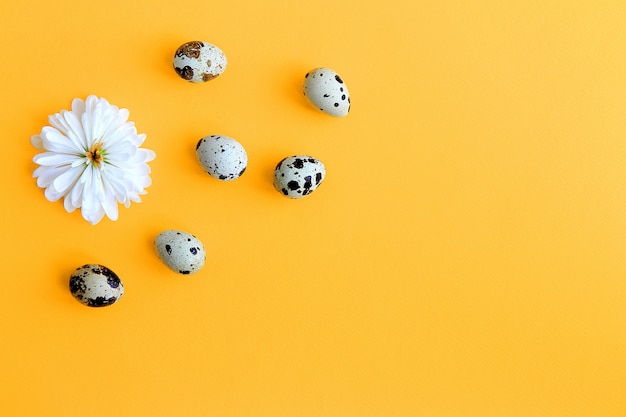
<box><xmin>69</xmin><ymin>264</ymin><xmax>124</xmax><ymax>307</ymax></box>
<box><xmin>173</xmin><ymin>41</ymin><xmax>227</xmax><ymax>83</ymax></box>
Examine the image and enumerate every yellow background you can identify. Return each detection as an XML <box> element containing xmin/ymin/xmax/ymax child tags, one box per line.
<box><xmin>1</xmin><ymin>0</ymin><xmax>625</xmax><ymax>416</ymax></box>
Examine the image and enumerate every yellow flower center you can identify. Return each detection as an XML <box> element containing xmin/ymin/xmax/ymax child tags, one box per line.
<box><xmin>86</xmin><ymin>142</ymin><xmax>104</xmax><ymax>167</ymax></box>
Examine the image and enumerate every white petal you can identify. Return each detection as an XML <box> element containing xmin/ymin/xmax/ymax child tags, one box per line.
<box><xmin>90</xmin><ymin>101</ymin><xmax>109</xmax><ymax>141</ymax></box>
<box><xmin>97</xmin><ymin>107</ymin><xmax>119</xmax><ymax>140</ymax></box>
<box><xmin>40</xmin><ymin>127</ymin><xmax>83</xmax><ymax>154</ymax></box>
<box><xmin>51</xmin><ymin>165</ymin><xmax>83</xmax><ymax>195</ymax></box>
<box><xmin>63</xmin><ymin>110</ymin><xmax>87</xmax><ymax>149</ymax></box>
<box><xmin>82</xmin><ymin>204</ymin><xmax>105</xmax><ymax>225</ymax></box>
<box><xmin>124</xmin><ymin>148</ymin><xmax>155</xmax><ymax>164</ymax></box>
<box><xmin>105</xmin><ymin>138</ymin><xmax>135</xmax><ymax>156</ymax></box>
<box><xmin>100</xmin><ymin>183</ymin><xmax>119</xmax><ymax>221</ymax></box>
<box><xmin>84</xmin><ymin>96</ymin><xmax>101</xmax><ymax>128</ymax></box>
<box><xmin>71</xmin><ymin>97</ymin><xmax>86</xmax><ymax>115</ymax></box>
<box><xmin>79</xmin><ymin>167</ymin><xmax>106</xmax><ymax>224</ymax></box>
<box><xmin>132</xmin><ymin>178</ymin><xmax>151</xmax><ymax>191</ymax></box>
<box><xmin>119</xmin><ymin>107</ymin><xmax>129</xmax><ymax>120</ymax></box>
<box><xmin>95</xmin><ymin>96</ymin><xmax>111</xmax><ymax>108</ymax></box>
<box><xmin>63</xmin><ymin>191</ymin><xmax>79</xmax><ymax>213</ymax></box>
<box><xmin>50</xmin><ymin>113</ymin><xmax>86</xmax><ymax>151</ymax></box>
<box><xmin>34</xmin><ymin>152</ymin><xmax>81</xmax><ymax>167</ymax></box>
<box><xmin>81</xmin><ymin>164</ymin><xmax>96</xmax><ymax>193</ymax></box>
<box><xmin>81</xmin><ymin>111</ymin><xmax>94</xmax><ymax>145</ymax></box>
<box><xmin>91</xmin><ymin>168</ymin><xmax>106</xmax><ymax>203</ymax></box>
<box><xmin>68</xmin><ymin>175</ymin><xmax>84</xmax><ymax>208</ymax></box>
<box><xmin>34</xmin><ymin>165</ymin><xmax>68</xmax><ymax>187</ymax></box>
<box><xmin>81</xmin><ymin>192</ymin><xmax>106</xmax><ymax>223</ymax></box>
<box><xmin>128</xmin><ymin>162</ymin><xmax>151</xmax><ymax>176</ymax></box>
<box><xmin>31</xmin><ymin>134</ymin><xmax>44</xmax><ymax>150</ymax></box>
<box><xmin>139</xmin><ymin>148</ymin><xmax>156</xmax><ymax>163</ymax></box>
<box><xmin>48</xmin><ymin>112</ymin><xmax>70</xmax><ymax>135</ymax></box>
<box><xmin>135</xmin><ymin>133</ymin><xmax>148</xmax><ymax>147</ymax></box>
<box><xmin>103</xmin><ymin>122</ymin><xmax>136</xmax><ymax>148</ymax></box>
<box><xmin>114</xmin><ymin>107</ymin><xmax>130</xmax><ymax>127</ymax></box>
<box><xmin>44</xmin><ymin>184</ymin><xmax>64</xmax><ymax>202</ymax></box>
<box><xmin>101</xmin><ymin>167</ymin><xmax>129</xmax><ymax>203</ymax></box>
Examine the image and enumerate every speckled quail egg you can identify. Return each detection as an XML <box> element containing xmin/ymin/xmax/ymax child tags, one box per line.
<box><xmin>303</xmin><ymin>68</ymin><xmax>351</xmax><ymax>117</ymax></box>
<box><xmin>155</xmin><ymin>230</ymin><xmax>206</xmax><ymax>274</ymax></box>
<box><xmin>273</xmin><ymin>155</ymin><xmax>326</xmax><ymax>198</ymax></box>
<box><xmin>69</xmin><ymin>264</ymin><xmax>124</xmax><ymax>307</ymax></box>
<box><xmin>196</xmin><ymin>135</ymin><xmax>248</xmax><ymax>181</ymax></box>
<box><xmin>173</xmin><ymin>41</ymin><xmax>227</xmax><ymax>83</ymax></box>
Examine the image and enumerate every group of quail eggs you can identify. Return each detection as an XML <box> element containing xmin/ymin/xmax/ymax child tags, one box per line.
<box><xmin>70</xmin><ymin>40</ymin><xmax>351</xmax><ymax>308</ymax></box>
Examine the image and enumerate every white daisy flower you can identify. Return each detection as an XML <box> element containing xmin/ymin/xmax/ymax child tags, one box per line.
<box><xmin>31</xmin><ymin>95</ymin><xmax>156</xmax><ymax>225</ymax></box>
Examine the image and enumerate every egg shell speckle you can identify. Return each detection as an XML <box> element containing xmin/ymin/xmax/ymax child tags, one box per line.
<box><xmin>273</xmin><ymin>155</ymin><xmax>326</xmax><ymax>199</ymax></box>
<box><xmin>69</xmin><ymin>264</ymin><xmax>124</xmax><ymax>307</ymax></box>
<box><xmin>303</xmin><ymin>68</ymin><xmax>351</xmax><ymax>117</ymax></box>
<box><xmin>155</xmin><ymin>230</ymin><xmax>206</xmax><ymax>275</ymax></box>
<box><xmin>173</xmin><ymin>41</ymin><xmax>227</xmax><ymax>83</ymax></box>
<box><xmin>196</xmin><ymin>135</ymin><xmax>248</xmax><ymax>181</ymax></box>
